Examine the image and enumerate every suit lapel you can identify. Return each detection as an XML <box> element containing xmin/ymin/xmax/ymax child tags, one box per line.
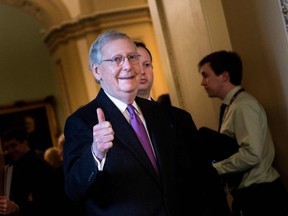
<box><xmin>135</xmin><ymin>98</ymin><xmax>175</xmax><ymax>178</ymax></box>
<box><xmin>96</xmin><ymin>90</ymin><xmax>160</xmax><ymax>179</ymax></box>
<box><xmin>139</xmin><ymin>97</ymin><xmax>181</xmax><ymax>182</ymax></box>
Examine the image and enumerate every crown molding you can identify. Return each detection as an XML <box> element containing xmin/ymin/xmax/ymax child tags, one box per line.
<box><xmin>0</xmin><ymin>0</ymin><xmax>45</xmax><ymax>21</ymax></box>
<box><xmin>43</xmin><ymin>5</ymin><xmax>151</xmax><ymax>52</ymax></box>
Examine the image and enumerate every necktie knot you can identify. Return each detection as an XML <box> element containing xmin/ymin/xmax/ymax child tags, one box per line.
<box><xmin>127</xmin><ymin>104</ymin><xmax>147</xmax><ymax>142</ymax></box>
<box><xmin>127</xmin><ymin>104</ymin><xmax>136</xmax><ymax>121</ymax></box>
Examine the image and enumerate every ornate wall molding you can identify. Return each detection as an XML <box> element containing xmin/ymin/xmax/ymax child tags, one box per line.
<box><xmin>43</xmin><ymin>5</ymin><xmax>151</xmax><ymax>52</ymax></box>
<box><xmin>0</xmin><ymin>0</ymin><xmax>44</xmax><ymax>21</ymax></box>
<box><xmin>0</xmin><ymin>0</ymin><xmax>70</xmax><ymax>29</ymax></box>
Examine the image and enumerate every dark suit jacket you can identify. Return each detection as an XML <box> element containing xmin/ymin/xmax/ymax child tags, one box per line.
<box><xmin>63</xmin><ymin>89</ymin><xmax>230</xmax><ymax>216</ymax></box>
<box><xmin>6</xmin><ymin>150</ymin><xmax>57</xmax><ymax>216</ymax></box>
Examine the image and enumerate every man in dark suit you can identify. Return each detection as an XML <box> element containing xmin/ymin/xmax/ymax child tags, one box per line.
<box><xmin>63</xmin><ymin>30</ymin><xmax>230</xmax><ymax>216</ymax></box>
<box><xmin>135</xmin><ymin>40</ymin><xmax>231</xmax><ymax>215</ymax></box>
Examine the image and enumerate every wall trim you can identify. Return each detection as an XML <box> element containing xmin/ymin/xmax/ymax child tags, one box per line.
<box><xmin>43</xmin><ymin>5</ymin><xmax>151</xmax><ymax>52</ymax></box>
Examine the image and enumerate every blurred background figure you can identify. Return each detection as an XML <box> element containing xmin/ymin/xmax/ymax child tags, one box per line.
<box><xmin>0</xmin><ymin>140</ymin><xmax>19</xmax><ymax>216</ymax></box>
<box><xmin>44</xmin><ymin>146</ymin><xmax>61</xmax><ymax>168</ymax></box>
<box><xmin>157</xmin><ymin>94</ymin><xmax>171</xmax><ymax>106</ymax></box>
<box><xmin>0</xmin><ymin>196</ymin><xmax>19</xmax><ymax>216</ymax></box>
<box><xmin>1</xmin><ymin>127</ymin><xmax>56</xmax><ymax>216</ymax></box>
<box><xmin>23</xmin><ymin>115</ymin><xmax>52</xmax><ymax>157</ymax></box>
<box><xmin>49</xmin><ymin>133</ymin><xmax>85</xmax><ymax>216</ymax></box>
<box><xmin>56</xmin><ymin>133</ymin><xmax>64</xmax><ymax>161</ymax></box>
<box><xmin>44</xmin><ymin>133</ymin><xmax>64</xmax><ymax>168</ymax></box>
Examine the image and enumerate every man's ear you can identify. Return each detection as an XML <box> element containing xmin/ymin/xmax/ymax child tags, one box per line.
<box><xmin>91</xmin><ymin>64</ymin><xmax>101</xmax><ymax>83</ymax></box>
<box><xmin>221</xmin><ymin>71</ymin><xmax>230</xmax><ymax>82</ymax></box>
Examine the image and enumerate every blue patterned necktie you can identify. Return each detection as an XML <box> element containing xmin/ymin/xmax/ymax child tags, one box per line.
<box><xmin>127</xmin><ymin>104</ymin><xmax>158</xmax><ymax>173</ymax></box>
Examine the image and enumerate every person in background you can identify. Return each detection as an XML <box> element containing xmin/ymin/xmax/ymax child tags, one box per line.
<box><xmin>134</xmin><ymin>41</ymin><xmax>154</xmax><ymax>100</ymax></box>
<box><xmin>135</xmin><ymin>40</ymin><xmax>231</xmax><ymax>215</ymax></box>
<box><xmin>1</xmin><ymin>127</ymin><xmax>56</xmax><ymax>216</ymax></box>
<box><xmin>0</xmin><ymin>140</ymin><xmax>19</xmax><ymax>216</ymax></box>
<box><xmin>56</xmin><ymin>133</ymin><xmax>64</xmax><ymax>161</ymax></box>
<box><xmin>0</xmin><ymin>196</ymin><xmax>19</xmax><ymax>216</ymax></box>
<box><xmin>157</xmin><ymin>94</ymin><xmax>172</xmax><ymax>106</ymax></box>
<box><xmin>48</xmin><ymin>133</ymin><xmax>85</xmax><ymax>216</ymax></box>
<box><xmin>23</xmin><ymin>115</ymin><xmax>51</xmax><ymax>156</ymax></box>
<box><xmin>134</xmin><ymin>41</ymin><xmax>170</xmax><ymax>106</ymax></box>
<box><xmin>44</xmin><ymin>146</ymin><xmax>62</xmax><ymax>168</ymax></box>
<box><xmin>198</xmin><ymin>50</ymin><xmax>288</xmax><ymax>216</ymax></box>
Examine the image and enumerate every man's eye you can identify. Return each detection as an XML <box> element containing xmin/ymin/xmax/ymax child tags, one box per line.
<box><xmin>144</xmin><ymin>63</ymin><xmax>151</xmax><ymax>68</ymax></box>
<box><xmin>128</xmin><ymin>55</ymin><xmax>136</xmax><ymax>60</ymax></box>
<box><xmin>112</xmin><ymin>56</ymin><xmax>122</xmax><ymax>63</ymax></box>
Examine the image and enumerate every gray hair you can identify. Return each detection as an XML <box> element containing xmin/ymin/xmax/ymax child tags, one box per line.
<box><xmin>88</xmin><ymin>30</ymin><xmax>136</xmax><ymax>70</ymax></box>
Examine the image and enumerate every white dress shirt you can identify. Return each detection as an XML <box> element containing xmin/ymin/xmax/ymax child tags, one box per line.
<box><xmin>213</xmin><ymin>86</ymin><xmax>280</xmax><ymax>189</ymax></box>
<box><xmin>92</xmin><ymin>92</ymin><xmax>153</xmax><ymax>170</ymax></box>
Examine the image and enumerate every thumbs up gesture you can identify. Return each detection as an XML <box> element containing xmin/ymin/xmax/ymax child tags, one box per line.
<box><xmin>92</xmin><ymin>108</ymin><xmax>114</xmax><ymax>161</ymax></box>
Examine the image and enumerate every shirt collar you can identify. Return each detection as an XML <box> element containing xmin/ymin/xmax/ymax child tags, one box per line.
<box><xmin>223</xmin><ymin>86</ymin><xmax>242</xmax><ymax>105</ymax></box>
<box><xmin>104</xmin><ymin>91</ymin><xmax>140</xmax><ymax>114</ymax></box>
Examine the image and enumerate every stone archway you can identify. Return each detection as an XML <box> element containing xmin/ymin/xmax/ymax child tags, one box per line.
<box><xmin>0</xmin><ymin>0</ymin><xmax>72</xmax><ymax>136</ymax></box>
<box><xmin>0</xmin><ymin>0</ymin><xmax>71</xmax><ymax>31</ymax></box>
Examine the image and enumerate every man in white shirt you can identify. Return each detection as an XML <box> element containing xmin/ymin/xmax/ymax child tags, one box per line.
<box><xmin>198</xmin><ymin>50</ymin><xmax>288</xmax><ymax>216</ymax></box>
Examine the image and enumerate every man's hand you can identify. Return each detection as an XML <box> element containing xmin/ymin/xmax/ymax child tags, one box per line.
<box><xmin>92</xmin><ymin>108</ymin><xmax>114</xmax><ymax>161</ymax></box>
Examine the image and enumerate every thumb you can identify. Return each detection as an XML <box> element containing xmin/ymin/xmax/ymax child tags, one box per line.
<box><xmin>97</xmin><ymin>108</ymin><xmax>105</xmax><ymax>123</ymax></box>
